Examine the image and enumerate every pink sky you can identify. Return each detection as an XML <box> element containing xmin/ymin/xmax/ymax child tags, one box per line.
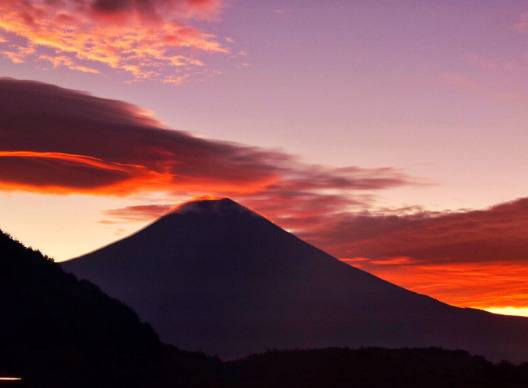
<box><xmin>1</xmin><ymin>0</ymin><xmax>528</xmax><ymax>314</ymax></box>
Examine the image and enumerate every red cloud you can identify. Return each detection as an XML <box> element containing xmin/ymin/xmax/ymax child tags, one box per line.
<box><xmin>311</xmin><ymin>198</ymin><xmax>528</xmax><ymax>309</ymax></box>
<box><xmin>0</xmin><ymin>77</ymin><xmax>411</xmax><ymax>201</ymax></box>
<box><xmin>0</xmin><ymin>0</ymin><xmax>226</xmax><ymax>81</ymax></box>
<box><xmin>310</xmin><ymin>198</ymin><xmax>528</xmax><ymax>264</ymax></box>
<box><xmin>102</xmin><ymin>204</ymin><xmax>175</xmax><ymax>223</ymax></box>
<box><xmin>346</xmin><ymin>258</ymin><xmax>528</xmax><ymax>310</ymax></box>
<box><xmin>0</xmin><ymin>151</ymin><xmax>136</xmax><ymax>192</ymax></box>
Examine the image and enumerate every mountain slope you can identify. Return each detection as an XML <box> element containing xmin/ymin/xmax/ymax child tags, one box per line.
<box><xmin>63</xmin><ymin>198</ymin><xmax>528</xmax><ymax>361</ymax></box>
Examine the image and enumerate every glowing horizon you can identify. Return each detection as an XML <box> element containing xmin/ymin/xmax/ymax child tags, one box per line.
<box><xmin>484</xmin><ymin>307</ymin><xmax>528</xmax><ymax>318</ymax></box>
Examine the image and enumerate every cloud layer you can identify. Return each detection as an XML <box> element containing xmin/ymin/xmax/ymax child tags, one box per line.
<box><xmin>319</xmin><ymin>198</ymin><xmax>528</xmax><ymax>264</ymax></box>
<box><xmin>0</xmin><ymin>0</ymin><xmax>226</xmax><ymax>81</ymax></box>
<box><xmin>0</xmin><ymin>77</ymin><xmax>409</xmax><ymax>203</ymax></box>
<box><xmin>332</xmin><ymin>198</ymin><xmax>528</xmax><ymax>309</ymax></box>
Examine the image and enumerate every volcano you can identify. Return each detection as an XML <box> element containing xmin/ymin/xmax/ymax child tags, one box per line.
<box><xmin>63</xmin><ymin>198</ymin><xmax>528</xmax><ymax>361</ymax></box>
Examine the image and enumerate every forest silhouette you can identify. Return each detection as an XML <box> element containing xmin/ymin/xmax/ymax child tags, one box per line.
<box><xmin>2</xmin><ymin>229</ymin><xmax>528</xmax><ymax>387</ymax></box>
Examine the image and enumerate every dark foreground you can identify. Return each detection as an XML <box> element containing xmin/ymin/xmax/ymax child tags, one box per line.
<box><xmin>2</xmin><ymin>347</ymin><xmax>528</xmax><ymax>388</ymax></box>
<box><xmin>2</xmin><ymin>229</ymin><xmax>528</xmax><ymax>387</ymax></box>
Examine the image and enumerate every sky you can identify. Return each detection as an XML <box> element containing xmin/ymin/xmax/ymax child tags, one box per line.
<box><xmin>1</xmin><ymin>0</ymin><xmax>528</xmax><ymax>316</ymax></box>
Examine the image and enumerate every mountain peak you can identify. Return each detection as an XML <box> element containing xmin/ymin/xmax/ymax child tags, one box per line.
<box><xmin>173</xmin><ymin>197</ymin><xmax>251</xmax><ymax>216</ymax></box>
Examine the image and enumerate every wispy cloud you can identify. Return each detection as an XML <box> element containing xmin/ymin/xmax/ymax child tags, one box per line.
<box><xmin>1</xmin><ymin>45</ymin><xmax>35</xmax><ymax>64</ymax></box>
<box><xmin>0</xmin><ymin>0</ymin><xmax>228</xmax><ymax>81</ymax></box>
<box><xmin>102</xmin><ymin>204</ymin><xmax>175</xmax><ymax>223</ymax></box>
<box><xmin>38</xmin><ymin>54</ymin><xmax>99</xmax><ymax>74</ymax></box>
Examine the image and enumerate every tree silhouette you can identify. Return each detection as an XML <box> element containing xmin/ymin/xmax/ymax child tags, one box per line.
<box><xmin>2</xmin><ymin>229</ymin><xmax>528</xmax><ymax>387</ymax></box>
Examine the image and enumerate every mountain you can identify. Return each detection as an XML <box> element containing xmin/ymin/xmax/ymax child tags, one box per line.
<box><xmin>63</xmin><ymin>198</ymin><xmax>528</xmax><ymax>362</ymax></box>
<box><xmin>0</xmin><ymin>229</ymin><xmax>215</xmax><ymax>387</ymax></box>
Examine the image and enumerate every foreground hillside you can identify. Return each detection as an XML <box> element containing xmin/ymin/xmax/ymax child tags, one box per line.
<box><xmin>0</xmin><ymin>230</ymin><xmax>215</xmax><ymax>387</ymax></box>
<box><xmin>215</xmin><ymin>348</ymin><xmax>528</xmax><ymax>388</ymax></box>
<box><xmin>2</xmin><ymin>228</ymin><xmax>528</xmax><ymax>387</ymax></box>
<box><xmin>65</xmin><ymin>198</ymin><xmax>528</xmax><ymax>362</ymax></box>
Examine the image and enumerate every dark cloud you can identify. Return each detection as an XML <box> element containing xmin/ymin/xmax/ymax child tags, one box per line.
<box><xmin>92</xmin><ymin>0</ymin><xmax>133</xmax><ymax>13</ymax></box>
<box><xmin>102</xmin><ymin>204</ymin><xmax>174</xmax><ymax>222</ymax></box>
<box><xmin>0</xmin><ymin>78</ymin><xmax>279</xmax><ymax>194</ymax></box>
<box><xmin>0</xmin><ymin>77</ymin><xmax>411</xmax><ymax>203</ymax></box>
<box><xmin>308</xmin><ymin>197</ymin><xmax>528</xmax><ymax>265</ymax></box>
<box><xmin>91</xmin><ymin>0</ymin><xmax>220</xmax><ymax>18</ymax></box>
<box><xmin>0</xmin><ymin>154</ymin><xmax>131</xmax><ymax>191</ymax></box>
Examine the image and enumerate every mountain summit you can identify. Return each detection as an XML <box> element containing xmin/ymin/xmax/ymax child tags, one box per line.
<box><xmin>175</xmin><ymin>197</ymin><xmax>251</xmax><ymax>214</ymax></box>
<box><xmin>63</xmin><ymin>198</ymin><xmax>528</xmax><ymax>361</ymax></box>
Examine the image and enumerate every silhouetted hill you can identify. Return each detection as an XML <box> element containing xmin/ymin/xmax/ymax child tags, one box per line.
<box><xmin>12</xmin><ymin>221</ymin><xmax>528</xmax><ymax>387</ymax></box>
<box><xmin>0</xmin><ymin>229</ymin><xmax>216</xmax><ymax>387</ymax></box>
<box><xmin>64</xmin><ymin>198</ymin><xmax>528</xmax><ymax>362</ymax></box>
<box><xmin>213</xmin><ymin>347</ymin><xmax>528</xmax><ymax>388</ymax></box>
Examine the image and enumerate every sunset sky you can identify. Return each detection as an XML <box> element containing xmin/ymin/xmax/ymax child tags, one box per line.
<box><xmin>1</xmin><ymin>1</ymin><xmax>528</xmax><ymax>316</ymax></box>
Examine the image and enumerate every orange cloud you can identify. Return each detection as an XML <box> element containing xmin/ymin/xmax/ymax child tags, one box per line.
<box><xmin>0</xmin><ymin>0</ymin><xmax>227</xmax><ymax>81</ymax></box>
<box><xmin>1</xmin><ymin>45</ymin><xmax>35</xmax><ymax>64</ymax></box>
<box><xmin>38</xmin><ymin>55</ymin><xmax>100</xmax><ymax>74</ymax></box>
<box><xmin>322</xmin><ymin>199</ymin><xmax>528</xmax><ymax>311</ymax></box>
<box><xmin>0</xmin><ymin>150</ymin><xmax>171</xmax><ymax>194</ymax></box>
<box><xmin>346</xmin><ymin>257</ymin><xmax>528</xmax><ymax>311</ymax></box>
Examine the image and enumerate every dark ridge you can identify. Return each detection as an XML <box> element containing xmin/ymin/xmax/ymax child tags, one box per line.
<box><xmin>4</xmin><ymin>226</ymin><xmax>528</xmax><ymax>386</ymax></box>
<box><xmin>0</xmin><ymin>229</ymin><xmax>216</xmax><ymax>387</ymax></box>
<box><xmin>213</xmin><ymin>347</ymin><xmax>528</xmax><ymax>388</ymax></box>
